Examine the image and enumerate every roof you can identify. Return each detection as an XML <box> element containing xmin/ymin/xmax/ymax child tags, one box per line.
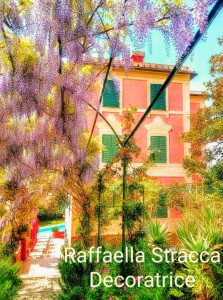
<box><xmin>190</xmin><ymin>90</ymin><xmax>204</xmax><ymax>96</ymax></box>
<box><xmin>88</xmin><ymin>58</ymin><xmax>197</xmax><ymax>79</ymax></box>
<box><xmin>190</xmin><ymin>90</ymin><xmax>205</xmax><ymax>102</ymax></box>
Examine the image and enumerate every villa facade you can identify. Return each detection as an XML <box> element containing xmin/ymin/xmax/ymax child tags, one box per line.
<box><xmin>88</xmin><ymin>52</ymin><xmax>204</xmax><ymax>184</ymax></box>
<box><xmin>65</xmin><ymin>52</ymin><xmax>204</xmax><ymax>245</ymax></box>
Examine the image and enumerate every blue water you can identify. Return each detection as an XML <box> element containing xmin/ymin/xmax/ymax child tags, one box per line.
<box><xmin>38</xmin><ymin>223</ymin><xmax>65</xmax><ymax>237</ymax></box>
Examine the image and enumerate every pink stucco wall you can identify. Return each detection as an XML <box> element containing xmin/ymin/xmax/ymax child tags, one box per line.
<box><xmin>123</xmin><ymin>79</ymin><xmax>147</xmax><ymax>109</ymax></box>
<box><xmin>168</xmin><ymin>83</ymin><xmax>183</xmax><ymax>111</ymax></box>
<box><xmin>87</xmin><ymin>78</ymin><xmax>203</xmax><ymax>185</ymax></box>
<box><xmin>157</xmin><ymin>177</ymin><xmax>185</xmax><ymax>185</ymax></box>
<box><xmin>190</xmin><ymin>102</ymin><xmax>200</xmax><ymax>114</ymax></box>
<box><xmin>169</xmin><ymin>115</ymin><xmax>184</xmax><ymax>163</ymax></box>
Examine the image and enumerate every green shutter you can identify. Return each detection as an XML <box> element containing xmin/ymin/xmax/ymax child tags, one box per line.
<box><xmin>111</xmin><ymin>134</ymin><xmax>119</xmax><ymax>158</ymax></box>
<box><xmin>102</xmin><ymin>135</ymin><xmax>112</xmax><ymax>162</ymax></box>
<box><xmin>153</xmin><ymin>193</ymin><xmax>168</xmax><ymax>218</ymax></box>
<box><xmin>150</xmin><ymin>84</ymin><xmax>166</xmax><ymax>110</ymax></box>
<box><xmin>102</xmin><ymin>80</ymin><xmax>120</xmax><ymax>107</ymax></box>
<box><xmin>150</xmin><ymin>136</ymin><xmax>167</xmax><ymax>163</ymax></box>
<box><xmin>154</xmin><ymin>207</ymin><xmax>168</xmax><ymax>218</ymax></box>
<box><xmin>102</xmin><ymin>83</ymin><xmax>111</xmax><ymax>107</ymax></box>
<box><xmin>102</xmin><ymin>134</ymin><xmax>119</xmax><ymax>163</ymax></box>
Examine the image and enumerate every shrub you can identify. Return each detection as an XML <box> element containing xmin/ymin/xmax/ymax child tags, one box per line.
<box><xmin>57</xmin><ymin>241</ymin><xmax>175</xmax><ymax>300</ymax></box>
<box><xmin>52</xmin><ymin>226</ymin><xmax>59</xmax><ymax>233</ymax></box>
<box><xmin>58</xmin><ymin>251</ymin><xmax>96</xmax><ymax>300</ymax></box>
<box><xmin>0</xmin><ymin>257</ymin><xmax>21</xmax><ymax>300</ymax></box>
<box><xmin>147</xmin><ymin>222</ymin><xmax>170</xmax><ymax>247</ymax></box>
<box><xmin>38</xmin><ymin>209</ymin><xmax>63</xmax><ymax>221</ymax></box>
<box><xmin>1</xmin><ymin>241</ymin><xmax>18</xmax><ymax>257</ymax></box>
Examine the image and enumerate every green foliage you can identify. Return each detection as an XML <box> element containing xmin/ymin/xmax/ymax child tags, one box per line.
<box><xmin>152</xmin><ymin>192</ymin><xmax>168</xmax><ymax>218</ymax></box>
<box><xmin>139</xmin><ymin>249</ymin><xmax>173</xmax><ymax>300</ymax></box>
<box><xmin>52</xmin><ymin>226</ymin><xmax>59</xmax><ymax>233</ymax></box>
<box><xmin>58</xmin><ymin>241</ymin><xmax>175</xmax><ymax>300</ymax></box>
<box><xmin>78</xmin><ymin>197</ymin><xmax>93</xmax><ymax>248</ymax></box>
<box><xmin>86</xmin><ymin>260</ymin><xmax>125</xmax><ymax>300</ymax></box>
<box><xmin>55</xmin><ymin>192</ymin><xmax>69</xmax><ymax>211</ymax></box>
<box><xmin>90</xmin><ymin>172</ymin><xmax>161</xmax><ymax>243</ymax></box>
<box><xmin>112</xmin><ymin>208</ymin><xmax>120</xmax><ymax>219</ymax></box>
<box><xmin>38</xmin><ymin>192</ymin><xmax>67</xmax><ymax>221</ymax></box>
<box><xmin>123</xmin><ymin>202</ymin><xmax>147</xmax><ymax>243</ymax></box>
<box><xmin>165</xmin><ymin>182</ymin><xmax>187</xmax><ymax>208</ymax></box>
<box><xmin>39</xmin><ymin>217</ymin><xmax>64</xmax><ymax>227</ymax></box>
<box><xmin>38</xmin><ymin>208</ymin><xmax>64</xmax><ymax>221</ymax></box>
<box><xmin>179</xmin><ymin>261</ymin><xmax>219</xmax><ymax>300</ymax></box>
<box><xmin>175</xmin><ymin>199</ymin><xmax>223</xmax><ymax>300</ymax></box>
<box><xmin>209</xmin><ymin>249</ymin><xmax>223</xmax><ymax>300</ymax></box>
<box><xmin>94</xmin><ymin>204</ymin><xmax>102</xmax><ymax>218</ymax></box>
<box><xmin>182</xmin><ymin>37</ymin><xmax>223</xmax><ymax>171</ymax></box>
<box><xmin>100</xmin><ymin>176</ymin><xmax>161</xmax><ymax>212</ymax></box>
<box><xmin>17</xmin><ymin>224</ymin><xmax>29</xmax><ymax>234</ymax></box>
<box><xmin>147</xmin><ymin>222</ymin><xmax>170</xmax><ymax>247</ymax></box>
<box><xmin>86</xmin><ymin>249</ymin><xmax>173</xmax><ymax>300</ymax></box>
<box><xmin>177</xmin><ymin>200</ymin><xmax>223</xmax><ymax>248</ymax></box>
<box><xmin>204</xmin><ymin>162</ymin><xmax>223</xmax><ymax>196</ymax></box>
<box><xmin>58</xmin><ymin>247</ymin><xmax>96</xmax><ymax>300</ymax></box>
<box><xmin>123</xmin><ymin>202</ymin><xmax>147</xmax><ymax>222</ymax></box>
<box><xmin>0</xmin><ymin>258</ymin><xmax>21</xmax><ymax>300</ymax></box>
<box><xmin>1</xmin><ymin>241</ymin><xmax>18</xmax><ymax>257</ymax></box>
<box><xmin>127</xmin><ymin>181</ymin><xmax>144</xmax><ymax>195</ymax></box>
<box><xmin>178</xmin><ymin>231</ymin><xmax>211</xmax><ymax>253</ymax></box>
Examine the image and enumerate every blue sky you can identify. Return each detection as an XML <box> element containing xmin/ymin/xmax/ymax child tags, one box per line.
<box><xmin>142</xmin><ymin>8</ymin><xmax>223</xmax><ymax>91</ymax></box>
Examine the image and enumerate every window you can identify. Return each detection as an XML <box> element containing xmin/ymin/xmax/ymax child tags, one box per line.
<box><xmin>102</xmin><ymin>134</ymin><xmax>119</xmax><ymax>163</ymax></box>
<box><xmin>153</xmin><ymin>193</ymin><xmax>168</xmax><ymax>218</ymax></box>
<box><xmin>102</xmin><ymin>80</ymin><xmax>120</xmax><ymax>107</ymax></box>
<box><xmin>150</xmin><ymin>136</ymin><xmax>167</xmax><ymax>163</ymax></box>
<box><xmin>150</xmin><ymin>83</ymin><xmax>166</xmax><ymax>110</ymax></box>
<box><xmin>154</xmin><ymin>206</ymin><xmax>168</xmax><ymax>218</ymax></box>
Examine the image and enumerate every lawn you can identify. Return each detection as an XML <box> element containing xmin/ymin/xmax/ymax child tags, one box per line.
<box><xmin>39</xmin><ymin>218</ymin><xmax>65</xmax><ymax>228</ymax></box>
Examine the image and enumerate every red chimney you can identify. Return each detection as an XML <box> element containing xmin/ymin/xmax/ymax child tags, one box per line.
<box><xmin>131</xmin><ymin>51</ymin><xmax>145</xmax><ymax>63</ymax></box>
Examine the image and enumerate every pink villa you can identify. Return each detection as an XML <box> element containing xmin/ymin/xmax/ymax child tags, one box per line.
<box><xmin>65</xmin><ymin>52</ymin><xmax>204</xmax><ymax>244</ymax></box>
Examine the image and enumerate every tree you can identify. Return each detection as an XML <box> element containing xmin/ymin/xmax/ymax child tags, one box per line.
<box><xmin>182</xmin><ymin>37</ymin><xmax>223</xmax><ymax>175</ymax></box>
<box><xmin>204</xmin><ymin>162</ymin><xmax>223</xmax><ymax>195</ymax></box>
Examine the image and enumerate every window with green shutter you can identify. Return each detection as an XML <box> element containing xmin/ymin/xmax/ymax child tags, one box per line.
<box><xmin>102</xmin><ymin>80</ymin><xmax>120</xmax><ymax>107</ymax></box>
<box><xmin>150</xmin><ymin>83</ymin><xmax>166</xmax><ymax>110</ymax></box>
<box><xmin>153</xmin><ymin>193</ymin><xmax>168</xmax><ymax>218</ymax></box>
<box><xmin>102</xmin><ymin>134</ymin><xmax>119</xmax><ymax>163</ymax></box>
<box><xmin>154</xmin><ymin>207</ymin><xmax>168</xmax><ymax>218</ymax></box>
<box><xmin>150</xmin><ymin>136</ymin><xmax>167</xmax><ymax>163</ymax></box>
